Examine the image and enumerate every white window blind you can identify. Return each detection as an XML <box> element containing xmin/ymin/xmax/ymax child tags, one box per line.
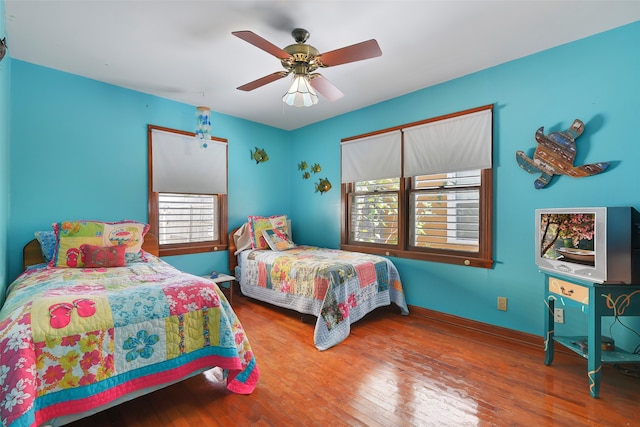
<box><xmin>341</xmin><ymin>130</ymin><xmax>401</xmax><ymax>183</ymax></box>
<box><xmin>158</xmin><ymin>193</ymin><xmax>217</xmax><ymax>244</ymax></box>
<box><xmin>403</xmin><ymin>109</ymin><xmax>492</xmax><ymax>176</ymax></box>
<box><xmin>151</xmin><ymin>129</ymin><xmax>227</xmax><ymax>194</ymax></box>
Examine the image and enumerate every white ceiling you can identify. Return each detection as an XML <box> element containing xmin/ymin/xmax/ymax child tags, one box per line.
<box><xmin>4</xmin><ymin>1</ymin><xmax>640</xmax><ymax>131</ymax></box>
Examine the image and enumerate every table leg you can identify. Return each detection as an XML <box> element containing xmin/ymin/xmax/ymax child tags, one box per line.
<box><xmin>587</xmin><ymin>288</ymin><xmax>602</xmax><ymax>398</ymax></box>
<box><xmin>544</xmin><ymin>296</ymin><xmax>555</xmax><ymax>366</ymax></box>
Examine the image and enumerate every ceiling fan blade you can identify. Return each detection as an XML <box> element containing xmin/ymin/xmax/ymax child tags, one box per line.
<box><xmin>309</xmin><ymin>74</ymin><xmax>344</xmax><ymax>102</ymax></box>
<box><xmin>232</xmin><ymin>31</ymin><xmax>291</xmax><ymax>60</ymax></box>
<box><xmin>237</xmin><ymin>72</ymin><xmax>288</xmax><ymax>91</ymax></box>
<box><xmin>317</xmin><ymin>39</ymin><xmax>382</xmax><ymax>67</ymax></box>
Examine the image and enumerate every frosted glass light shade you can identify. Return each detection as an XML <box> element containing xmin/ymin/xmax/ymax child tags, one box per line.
<box><xmin>195</xmin><ymin>106</ymin><xmax>212</xmax><ymax>148</ymax></box>
<box><xmin>282</xmin><ymin>75</ymin><xmax>318</xmax><ymax>107</ymax></box>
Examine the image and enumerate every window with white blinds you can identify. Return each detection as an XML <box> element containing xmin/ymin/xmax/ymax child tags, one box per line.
<box><xmin>158</xmin><ymin>193</ymin><xmax>218</xmax><ymax>245</ymax></box>
<box><xmin>410</xmin><ymin>170</ymin><xmax>481</xmax><ymax>252</ymax></box>
<box><xmin>148</xmin><ymin>125</ymin><xmax>228</xmax><ymax>256</ymax></box>
<box><xmin>350</xmin><ymin>179</ymin><xmax>400</xmax><ymax>245</ymax></box>
<box><xmin>341</xmin><ymin>105</ymin><xmax>493</xmax><ymax>268</ymax></box>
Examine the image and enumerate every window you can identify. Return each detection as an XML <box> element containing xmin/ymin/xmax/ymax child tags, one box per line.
<box><xmin>148</xmin><ymin>125</ymin><xmax>228</xmax><ymax>257</ymax></box>
<box><xmin>158</xmin><ymin>193</ymin><xmax>218</xmax><ymax>244</ymax></box>
<box><xmin>350</xmin><ymin>178</ymin><xmax>400</xmax><ymax>245</ymax></box>
<box><xmin>410</xmin><ymin>170</ymin><xmax>481</xmax><ymax>251</ymax></box>
<box><xmin>341</xmin><ymin>106</ymin><xmax>493</xmax><ymax>268</ymax></box>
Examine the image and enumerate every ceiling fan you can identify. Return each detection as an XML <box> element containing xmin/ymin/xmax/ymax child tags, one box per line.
<box><xmin>232</xmin><ymin>28</ymin><xmax>382</xmax><ymax>107</ymax></box>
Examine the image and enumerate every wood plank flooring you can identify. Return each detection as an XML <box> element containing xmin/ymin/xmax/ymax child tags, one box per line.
<box><xmin>68</xmin><ymin>295</ymin><xmax>640</xmax><ymax>427</ymax></box>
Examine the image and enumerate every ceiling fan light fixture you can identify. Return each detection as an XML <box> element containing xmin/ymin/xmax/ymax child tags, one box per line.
<box><xmin>282</xmin><ymin>74</ymin><xmax>318</xmax><ymax>108</ymax></box>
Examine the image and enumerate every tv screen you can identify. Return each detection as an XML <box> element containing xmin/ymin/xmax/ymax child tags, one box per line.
<box><xmin>539</xmin><ymin>212</ymin><xmax>595</xmax><ymax>267</ymax></box>
<box><xmin>535</xmin><ymin>207</ymin><xmax>640</xmax><ymax>284</ymax></box>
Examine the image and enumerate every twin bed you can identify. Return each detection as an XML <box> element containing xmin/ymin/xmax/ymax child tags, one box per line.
<box><xmin>1</xmin><ymin>221</ymin><xmax>259</xmax><ymax>427</ymax></box>
<box><xmin>229</xmin><ymin>216</ymin><xmax>409</xmax><ymax>351</ymax></box>
<box><xmin>1</xmin><ymin>216</ymin><xmax>408</xmax><ymax>427</ymax></box>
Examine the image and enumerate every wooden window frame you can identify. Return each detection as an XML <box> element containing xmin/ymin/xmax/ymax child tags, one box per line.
<box><xmin>340</xmin><ymin>106</ymin><xmax>494</xmax><ymax>269</ymax></box>
<box><xmin>147</xmin><ymin>125</ymin><xmax>228</xmax><ymax>257</ymax></box>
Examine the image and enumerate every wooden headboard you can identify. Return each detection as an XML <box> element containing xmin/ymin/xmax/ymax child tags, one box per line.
<box><xmin>228</xmin><ymin>226</ymin><xmax>241</xmax><ymax>275</ymax></box>
<box><xmin>23</xmin><ymin>233</ymin><xmax>160</xmax><ymax>271</ymax></box>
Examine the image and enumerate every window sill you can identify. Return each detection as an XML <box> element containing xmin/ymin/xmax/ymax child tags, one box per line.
<box><xmin>340</xmin><ymin>244</ymin><xmax>493</xmax><ymax>269</ymax></box>
<box><xmin>159</xmin><ymin>242</ymin><xmax>228</xmax><ymax>257</ymax></box>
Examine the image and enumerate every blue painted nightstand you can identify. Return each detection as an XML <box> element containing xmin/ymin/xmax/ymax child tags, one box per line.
<box><xmin>544</xmin><ymin>274</ymin><xmax>640</xmax><ymax>397</ymax></box>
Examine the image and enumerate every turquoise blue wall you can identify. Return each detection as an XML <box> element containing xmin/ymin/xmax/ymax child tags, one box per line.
<box><xmin>0</xmin><ymin>0</ymin><xmax>10</xmax><ymax>305</ymax></box>
<box><xmin>8</xmin><ymin>62</ymin><xmax>290</xmax><ymax>281</ymax></box>
<box><xmin>6</xmin><ymin>21</ymin><xmax>640</xmax><ymax>348</ymax></box>
<box><xmin>289</xmin><ymin>22</ymin><xmax>640</xmax><ymax>346</ymax></box>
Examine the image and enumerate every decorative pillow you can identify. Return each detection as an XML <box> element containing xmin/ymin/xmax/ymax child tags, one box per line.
<box><xmin>50</xmin><ymin>220</ymin><xmax>149</xmax><ymax>268</ymax></box>
<box><xmin>262</xmin><ymin>228</ymin><xmax>295</xmax><ymax>251</ymax></box>
<box><xmin>125</xmin><ymin>250</ymin><xmax>148</xmax><ymax>264</ymax></box>
<box><xmin>248</xmin><ymin>215</ymin><xmax>288</xmax><ymax>250</ymax></box>
<box><xmin>34</xmin><ymin>230</ymin><xmax>57</xmax><ymax>262</ymax></box>
<box><xmin>80</xmin><ymin>244</ymin><xmax>127</xmax><ymax>268</ymax></box>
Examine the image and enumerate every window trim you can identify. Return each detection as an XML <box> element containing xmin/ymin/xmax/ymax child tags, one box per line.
<box><xmin>147</xmin><ymin>125</ymin><xmax>228</xmax><ymax>257</ymax></box>
<box><xmin>340</xmin><ymin>105</ymin><xmax>493</xmax><ymax>269</ymax></box>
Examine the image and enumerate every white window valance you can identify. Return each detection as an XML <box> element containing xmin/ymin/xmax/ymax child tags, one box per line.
<box><xmin>151</xmin><ymin>129</ymin><xmax>227</xmax><ymax>194</ymax></box>
<box><xmin>341</xmin><ymin>130</ymin><xmax>402</xmax><ymax>183</ymax></box>
<box><xmin>402</xmin><ymin>108</ymin><xmax>492</xmax><ymax>176</ymax></box>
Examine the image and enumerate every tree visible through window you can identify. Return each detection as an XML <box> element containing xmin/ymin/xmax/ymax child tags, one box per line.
<box><xmin>341</xmin><ymin>105</ymin><xmax>493</xmax><ymax>268</ymax></box>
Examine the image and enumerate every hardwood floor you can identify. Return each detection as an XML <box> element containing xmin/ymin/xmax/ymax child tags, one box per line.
<box><xmin>68</xmin><ymin>295</ymin><xmax>639</xmax><ymax>427</ymax></box>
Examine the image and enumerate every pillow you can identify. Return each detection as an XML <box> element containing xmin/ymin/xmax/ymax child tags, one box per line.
<box><xmin>34</xmin><ymin>230</ymin><xmax>57</xmax><ymax>262</ymax></box>
<box><xmin>248</xmin><ymin>215</ymin><xmax>288</xmax><ymax>250</ymax></box>
<box><xmin>50</xmin><ymin>220</ymin><xmax>149</xmax><ymax>268</ymax></box>
<box><xmin>262</xmin><ymin>228</ymin><xmax>295</xmax><ymax>251</ymax></box>
<box><xmin>80</xmin><ymin>244</ymin><xmax>127</xmax><ymax>268</ymax></box>
<box><xmin>233</xmin><ymin>223</ymin><xmax>253</xmax><ymax>255</ymax></box>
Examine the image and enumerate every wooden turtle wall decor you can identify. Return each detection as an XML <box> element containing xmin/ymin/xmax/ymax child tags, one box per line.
<box><xmin>516</xmin><ymin>119</ymin><xmax>609</xmax><ymax>189</ymax></box>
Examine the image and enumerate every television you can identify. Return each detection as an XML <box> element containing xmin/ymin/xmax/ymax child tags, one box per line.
<box><xmin>535</xmin><ymin>207</ymin><xmax>640</xmax><ymax>284</ymax></box>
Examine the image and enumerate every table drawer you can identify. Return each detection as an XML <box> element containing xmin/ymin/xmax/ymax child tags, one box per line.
<box><xmin>548</xmin><ymin>277</ymin><xmax>589</xmax><ymax>305</ymax></box>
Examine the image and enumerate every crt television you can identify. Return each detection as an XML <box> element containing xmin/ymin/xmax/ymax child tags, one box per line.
<box><xmin>535</xmin><ymin>207</ymin><xmax>640</xmax><ymax>284</ymax></box>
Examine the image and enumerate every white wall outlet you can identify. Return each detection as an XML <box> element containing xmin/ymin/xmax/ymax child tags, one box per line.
<box><xmin>554</xmin><ymin>308</ymin><xmax>565</xmax><ymax>324</ymax></box>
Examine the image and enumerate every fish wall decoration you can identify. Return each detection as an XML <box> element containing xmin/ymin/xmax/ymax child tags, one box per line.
<box><xmin>315</xmin><ymin>178</ymin><xmax>332</xmax><ymax>195</ymax></box>
<box><xmin>250</xmin><ymin>147</ymin><xmax>269</xmax><ymax>164</ymax></box>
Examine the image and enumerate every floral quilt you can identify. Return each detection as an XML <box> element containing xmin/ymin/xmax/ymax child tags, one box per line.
<box><xmin>238</xmin><ymin>246</ymin><xmax>409</xmax><ymax>350</ymax></box>
<box><xmin>0</xmin><ymin>256</ymin><xmax>259</xmax><ymax>427</ymax></box>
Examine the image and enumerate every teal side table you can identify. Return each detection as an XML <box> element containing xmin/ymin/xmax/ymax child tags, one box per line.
<box><xmin>544</xmin><ymin>274</ymin><xmax>640</xmax><ymax>397</ymax></box>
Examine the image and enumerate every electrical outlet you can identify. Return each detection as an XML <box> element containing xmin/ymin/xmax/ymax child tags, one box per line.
<box><xmin>554</xmin><ymin>308</ymin><xmax>565</xmax><ymax>324</ymax></box>
<box><xmin>497</xmin><ymin>296</ymin><xmax>508</xmax><ymax>311</ymax></box>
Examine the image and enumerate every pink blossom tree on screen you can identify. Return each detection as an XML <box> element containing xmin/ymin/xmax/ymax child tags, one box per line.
<box><xmin>540</xmin><ymin>214</ymin><xmax>595</xmax><ymax>257</ymax></box>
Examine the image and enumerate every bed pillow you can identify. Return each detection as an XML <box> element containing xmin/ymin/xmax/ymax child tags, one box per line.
<box><xmin>248</xmin><ymin>215</ymin><xmax>288</xmax><ymax>250</ymax></box>
<box><xmin>262</xmin><ymin>228</ymin><xmax>295</xmax><ymax>251</ymax></box>
<box><xmin>80</xmin><ymin>243</ymin><xmax>127</xmax><ymax>268</ymax></box>
<box><xmin>34</xmin><ymin>230</ymin><xmax>57</xmax><ymax>262</ymax></box>
<box><xmin>50</xmin><ymin>220</ymin><xmax>149</xmax><ymax>268</ymax></box>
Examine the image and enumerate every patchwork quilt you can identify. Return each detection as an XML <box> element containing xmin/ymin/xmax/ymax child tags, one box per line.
<box><xmin>238</xmin><ymin>246</ymin><xmax>409</xmax><ymax>350</ymax></box>
<box><xmin>0</xmin><ymin>256</ymin><xmax>259</xmax><ymax>427</ymax></box>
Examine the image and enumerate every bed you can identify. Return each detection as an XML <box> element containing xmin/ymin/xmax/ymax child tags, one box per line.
<box><xmin>1</xmin><ymin>221</ymin><xmax>259</xmax><ymax>427</ymax></box>
<box><xmin>229</xmin><ymin>216</ymin><xmax>409</xmax><ymax>351</ymax></box>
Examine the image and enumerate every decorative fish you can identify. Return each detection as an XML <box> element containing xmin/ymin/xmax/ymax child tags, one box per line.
<box><xmin>311</xmin><ymin>163</ymin><xmax>322</xmax><ymax>173</ymax></box>
<box><xmin>302</xmin><ymin>172</ymin><xmax>311</xmax><ymax>179</ymax></box>
<box><xmin>298</xmin><ymin>161</ymin><xmax>308</xmax><ymax>170</ymax></box>
<box><xmin>250</xmin><ymin>147</ymin><xmax>269</xmax><ymax>164</ymax></box>
<box><xmin>315</xmin><ymin>177</ymin><xmax>332</xmax><ymax>195</ymax></box>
